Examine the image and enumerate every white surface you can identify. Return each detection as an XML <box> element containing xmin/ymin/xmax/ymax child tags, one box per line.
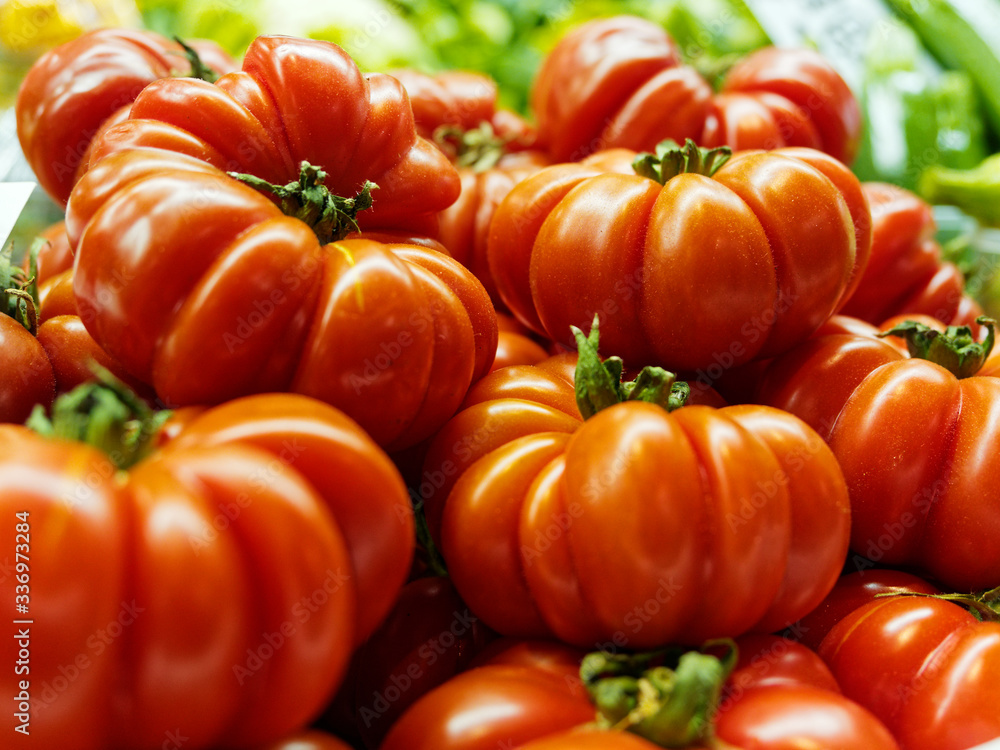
<box><xmin>0</xmin><ymin>181</ymin><xmax>36</xmax><ymax>249</ymax></box>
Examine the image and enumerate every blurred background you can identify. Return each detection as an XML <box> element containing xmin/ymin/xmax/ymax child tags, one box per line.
<box><xmin>3</xmin><ymin>0</ymin><xmax>1000</xmax><ymax>313</ymax></box>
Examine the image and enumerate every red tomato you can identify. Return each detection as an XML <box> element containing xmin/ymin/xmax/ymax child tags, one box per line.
<box><xmin>67</xmin><ymin>149</ymin><xmax>495</xmax><ymax>450</ymax></box>
<box><xmin>78</xmin><ymin>35</ymin><xmax>459</xmax><ymax>235</ymax></box>
<box><xmin>321</xmin><ymin>576</ymin><xmax>495</xmax><ymax>748</ymax></box>
<box><xmin>790</xmin><ymin>569</ymin><xmax>940</xmax><ymax>651</ymax></box>
<box><xmin>0</xmin><ymin>313</ymin><xmax>54</xmax><ymax>422</ymax></box>
<box><xmin>0</xmin><ymin>391</ymin><xmax>413</xmax><ymax>748</ymax></box>
<box><xmin>532</xmin><ymin>16</ymin><xmax>860</xmax><ymax>163</ymax></box>
<box><xmin>491</xmin><ymin>313</ymin><xmax>549</xmax><ymax>372</ymax></box>
<box><xmin>421</xmin><ymin>330</ymin><xmax>849</xmax><ymax>650</ymax></box>
<box><xmin>382</xmin><ymin>638</ymin><xmax>897</xmax><ymax>750</ymax></box>
<box><xmin>820</xmin><ymin>594</ymin><xmax>1000</xmax><ymax>750</ymax></box>
<box><xmin>489</xmin><ymin>143</ymin><xmax>868</xmax><ymax>372</ymax></box>
<box><xmin>756</xmin><ymin>318</ymin><xmax>1000</xmax><ymax>590</ymax></box>
<box><xmin>839</xmin><ymin>183</ymin><xmax>966</xmax><ymax>324</ymax></box>
<box><xmin>16</xmin><ymin>28</ymin><xmax>235</xmax><ymax>205</ymax></box>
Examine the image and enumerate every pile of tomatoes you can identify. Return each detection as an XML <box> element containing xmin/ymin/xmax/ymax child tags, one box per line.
<box><xmin>2</xmin><ymin>15</ymin><xmax>998</xmax><ymax>750</ymax></box>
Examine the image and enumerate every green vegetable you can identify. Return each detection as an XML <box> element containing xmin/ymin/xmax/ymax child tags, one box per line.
<box><xmin>921</xmin><ymin>154</ymin><xmax>1000</xmax><ymax>228</ymax></box>
<box><xmin>885</xmin><ymin>0</ymin><xmax>1000</xmax><ymax>142</ymax></box>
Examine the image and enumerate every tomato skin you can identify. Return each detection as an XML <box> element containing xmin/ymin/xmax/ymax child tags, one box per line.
<box><xmin>819</xmin><ymin>596</ymin><xmax>1000</xmax><ymax>750</ymax></box>
<box><xmin>490</xmin><ymin>147</ymin><xmax>861</xmax><ymax>372</ymax></box>
<box><xmin>259</xmin><ymin>731</ymin><xmax>355</xmax><ymax>750</ymax></box>
<box><xmin>69</xmin><ymin>151</ymin><xmax>494</xmax><ymax>450</ymax></box>
<box><xmin>15</xmin><ymin>28</ymin><xmax>235</xmax><ymax>205</ymax></box>
<box><xmin>0</xmin><ymin>314</ymin><xmax>55</xmax><ymax>422</ymax></box>
<box><xmin>532</xmin><ymin>17</ymin><xmax>859</xmax><ymax>163</ymax></box>
<box><xmin>720</xmin><ymin>46</ymin><xmax>862</xmax><ymax>164</ymax></box>
<box><xmin>165</xmin><ymin>394</ymin><xmax>414</xmax><ymax>644</ymax></box>
<box><xmin>491</xmin><ymin>314</ymin><xmax>549</xmax><ymax>372</ymax></box>
<box><xmin>0</xmin><ymin>400</ymin><xmax>373</xmax><ymax>749</ymax></box>
<box><xmin>790</xmin><ymin>570</ymin><xmax>939</xmax><ymax>651</ymax></box>
<box><xmin>433</xmin><ymin>394</ymin><xmax>848</xmax><ymax>649</ymax></box>
<box><xmin>81</xmin><ymin>35</ymin><xmax>459</xmax><ymax>233</ymax></box>
<box><xmin>379</xmin><ymin>664</ymin><xmax>594</xmax><ymax>750</ymax></box>
<box><xmin>839</xmin><ymin>183</ymin><xmax>964</xmax><ymax>324</ymax></box>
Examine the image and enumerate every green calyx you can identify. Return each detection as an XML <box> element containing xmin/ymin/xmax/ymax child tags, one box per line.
<box><xmin>572</xmin><ymin>315</ymin><xmax>690</xmax><ymax>420</ymax></box>
<box><xmin>632</xmin><ymin>139</ymin><xmax>733</xmax><ymax>185</ymax></box>
<box><xmin>172</xmin><ymin>36</ymin><xmax>220</xmax><ymax>83</ymax></box>
<box><xmin>27</xmin><ymin>368</ymin><xmax>171</xmax><ymax>471</ymax></box>
<box><xmin>229</xmin><ymin>162</ymin><xmax>377</xmax><ymax>245</ymax></box>
<box><xmin>433</xmin><ymin>121</ymin><xmax>512</xmax><ymax>172</ymax></box>
<box><xmin>879</xmin><ymin>316</ymin><xmax>995</xmax><ymax>378</ymax></box>
<box><xmin>0</xmin><ymin>239</ymin><xmax>41</xmax><ymax>336</ymax></box>
<box><xmin>582</xmin><ymin>641</ymin><xmax>737</xmax><ymax>747</ymax></box>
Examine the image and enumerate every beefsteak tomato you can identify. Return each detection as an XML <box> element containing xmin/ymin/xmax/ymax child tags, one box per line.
<box><xmin>0</xmin><ymin>386</ymin><xmax>413</xmax><ymax>749</ymax></box>
<box><xmin>16</xmin><ymin>27</ymin><xmax>235</xmax><ymax>205</ymax></box>
<box><xmin>67</xmin><ymin>149</ymin><xmax>495</xmax><ymax>450</ymax></box>
<box><xmin>489</xmin><ymin>140</ymin><xmax>870</xmax><ymax>372</ymax></box>
<box><xmin>532</xmin><ymin>16</ymin><xmax>860</xmax><ymax>163</ymax></box>
<box><xmin>422</xmin><ymin>322</ymin><xmax>849</xmax><ymax>649</ymax></box>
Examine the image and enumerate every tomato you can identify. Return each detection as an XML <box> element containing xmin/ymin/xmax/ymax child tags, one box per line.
<box><xmin>839</xmin><ymin>183</ymin><xmax>966</xmax><ymax>324</ymax></box>
<box><xmin>79</xmin><ymin>35</ymin><xmax>459</xmax><ymax>235</ymax></box>
<box><xmin>164</xmin><ymin>394</ymin><xmax>415</xmax><ymax>643</ymax></box>
<box><xmin>392</xmin><ymin>68</ymin><xmax>538</xmax><ymax>152</ymax></box>
<box><xmin>420</xmin><ymin>325</ymin><xmax>848</xmax><ymax>650</ymax></box>
<box><xmin>489</xmin><ymin>141</ymin><xmax>869</xmax><ymax>372</ymax></box>
<box><xmin>379</xmin><ymin>663</ymin><xmax>594</xmax><ymax>750</ymax></box>
<box><xmin>16</xmin><ymin>27</ymin><xmax>235</xmax><ymax>205</ymax></box>
<box><xmin>0</xmin><ymin>389</ymin><xmax>414</xmax><ymax>749</ymax></box>
<box><xmin>25</xmin><ymin>221</ymin><xmax>74</xmax><ymax>286</ymax></box>
<box><xmin>0</xmin><ymin>313</ymin><xmax>54</xmax><ymax>422</ymax></box>
<box><xmin>392</xmin><ymin>68</ymin><xmax>551</xmax><ymax>302</ymax></box>
<box><xmin>382</xmin><ymin>638</ymin><xmax>897</xmax><ymax>750</ymax></box>
<box><xmin>67</xmin><ymin>148</ymin><xmax>495</xmax><ymax>450</ymax></box>
<box><xmin>491</xmin><ymin>313</ymin><xmax>549</xmax><ymax>372</ymax></box>
<box><xmin>320</xmin><ymin>576</ymin><xmax>495</xmax><ymax>748</ymax></box>
<box><xmin>532</xmin><ymin>16</ymin><xmax>859</xmax><ymax>163</ymax></box>
<box><xmin>790</xmin><ymin>569</ymin><xmax>940</xmax><ymax>651</ymax></box>
<box><xmin>819</xmin><ymin>593</ymin><xmax>1000</xmax><ymax>750</ymax></box>
<box><xmin>756</xmin><ymin>317</ymin><xmax>1000</xmax><ymax>590</ymax></box>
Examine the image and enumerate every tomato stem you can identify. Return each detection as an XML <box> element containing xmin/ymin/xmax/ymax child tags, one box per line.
<box><xmin>433</xmin><ymin>121</ymin><xmax>511</xmax><ymax>172</ymax></box>
<box><xmin>172</xmin><ymin>36</ymin><xmax>219</xmax><ymax>83</ymax></box>
<box><xmin>229</xmin><ymin>162</ymin><xmax>376</xmax><ymax>246</ymax></box>
<box><xmin>879</xmin><ymin>316</ymin><xmax>995</xmax><ymax>378</ymax></box>
<box><xmin>582</xmin><ymin>640</ymin><xmax>737</xmax><ymax>747</ymax></box>
<box><xmin>26</xmin><ymin>369</ymin><xmax>171</xmax><ymax>471</ymax></box>
<box><xmin>0</xmin><ymin>240</ymin><xmax>41</xmax><ymax>336</ymax></box>
<box><xmin>632</xmin><ymin>139</ymin><xmax>732</xmax><ymax>184</ymax></box>
<box><xmin>876</xmin><ymin>585</ymin><xmax>1000</xmax><ymax>622</ymax></box>
<box><xmin>572</xmin><ymin>315</ymin><xmax>689</xmax><ymax>419</ymax></box>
